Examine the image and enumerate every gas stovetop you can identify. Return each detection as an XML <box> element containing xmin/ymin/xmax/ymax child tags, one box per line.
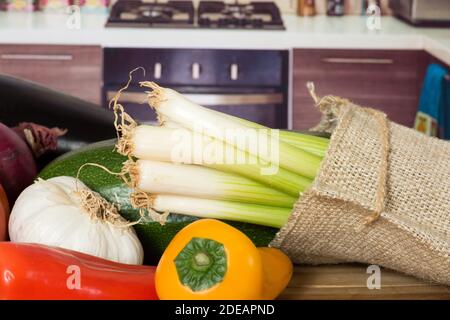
<box><xmin>106</xmin><ymin>0</ymin><xmax>285</xmax><ymax>30</ymax></box>
<box><xmin>198</xmin><ymin>1</ymin><xmax>284</xmax><ymax>29</ymax></box>
<box><xmin>107</xmin><ymin>1</ymin><xmax>195</xmax><ymax>28</ymax></box>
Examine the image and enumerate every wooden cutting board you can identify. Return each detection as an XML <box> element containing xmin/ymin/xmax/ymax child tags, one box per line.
<box><xmin>279</xmin><ymin>264</ymin><xmax>450</xmax><ymax>300</ymax></box>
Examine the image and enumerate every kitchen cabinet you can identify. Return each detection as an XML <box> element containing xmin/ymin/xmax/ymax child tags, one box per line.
<box><xmin>0</xmin><ymin>45</ymin><xmax>102</xmax><ymax>105</ymax></box>
<box><xmin>292</xmin><ymin>49</ymin><xmax>428</xmax><ymax>130</ymax></box>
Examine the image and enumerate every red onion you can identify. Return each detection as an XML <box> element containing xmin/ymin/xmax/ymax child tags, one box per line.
<box><xmin>13</xmin><ymin>122</ymin><xmax>67</xmax><ymax>158</ymax></box>
<box><xmin>0</xmin><ymin>122</ymin><xmax>37</xmax><ymax>204</ymax></box>
<box><xmin>0</xmin><ymin>183</ymin><xmax>9</xmax><ymax>241</ymax></box>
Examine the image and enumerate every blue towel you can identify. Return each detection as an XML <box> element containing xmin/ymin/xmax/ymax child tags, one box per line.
<box><xmin>445</xmin><ymin>73</ymin><xmax>450</xmax><ymax>140</ymax></box>
<box><xmin>414</xmin><ymin>63</ymin><xmax>449</xmax><ymax>139</ymax></box>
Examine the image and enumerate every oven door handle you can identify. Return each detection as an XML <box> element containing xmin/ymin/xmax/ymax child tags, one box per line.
<box><xmin>106</xmin><ymin>91</ymin><xmax>284</xmax><ymax>106</ymax></box>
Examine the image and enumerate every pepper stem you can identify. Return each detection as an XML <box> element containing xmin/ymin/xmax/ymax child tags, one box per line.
<box><xmin>194</xmin><ymin>252</ymin><xmax>211</xmax><ymax>268</ymax></box>
<box><xmin>174</xmin><ymin>237</ymin><xmax>227</xmax><ymax>292</ymax></box>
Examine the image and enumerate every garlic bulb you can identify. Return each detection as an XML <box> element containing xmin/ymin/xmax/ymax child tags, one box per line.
<box><xmin>9</xmin><ymin>176</ymin><xmax>144</xmax><ymax>265</ymax></box>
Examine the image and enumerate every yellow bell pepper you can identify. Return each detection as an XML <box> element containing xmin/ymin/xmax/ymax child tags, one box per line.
<box><xmin>259</xmin><ymin>247</ymin><xmax>294</xmax><ymax>300</ymax></box>
<box><xmin>155</xmin><ymin>219</ymin><xmax>293</xmax><ymax>300</ymax></box>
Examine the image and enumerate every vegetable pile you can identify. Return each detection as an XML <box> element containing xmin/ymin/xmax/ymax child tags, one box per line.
<box><xmin>1</xmin><ymin>78</ymin><xmax>332</xmax><ymax>300</ymax></box>
<box><xmin>39</xmin><ymin>140</ymin><xmax>280</xmax><ymax>264</ymax></box>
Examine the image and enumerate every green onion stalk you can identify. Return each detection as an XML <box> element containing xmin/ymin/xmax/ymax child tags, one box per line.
<box><xmin>111</xmin><ymin>82</ymin><xmax>329</xmax><ymax>228</ymax></box>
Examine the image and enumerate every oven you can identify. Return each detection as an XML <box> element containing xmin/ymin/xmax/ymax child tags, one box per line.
<box><xmin>103</xmin><ymin>48</ymin><xmax>289</xmax><ymax>128</ymax></box>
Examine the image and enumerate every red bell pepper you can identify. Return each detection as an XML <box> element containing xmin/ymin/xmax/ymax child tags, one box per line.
<box><xmin>0</xmin><ymin>242</ymin><xmax>158</xmax><ymax>300</ymax></box>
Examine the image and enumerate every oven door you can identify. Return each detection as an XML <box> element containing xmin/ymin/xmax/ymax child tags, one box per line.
<box><xmin>104</xmin><ymin>88</ymin><xmax>287</xmax><ymax>128</ymax></box>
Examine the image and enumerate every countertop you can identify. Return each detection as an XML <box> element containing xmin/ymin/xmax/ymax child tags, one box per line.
<box><xmin>1</xmin><ymin>12</ymin><xmax>450</xmax><ymax>64</ymax></box>
<box><xmin>280</xmin><ymin>264</ymin><xmax>450</xmax><ymax>300</ymax></box>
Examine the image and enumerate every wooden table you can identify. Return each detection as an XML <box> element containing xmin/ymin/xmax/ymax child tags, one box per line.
<box><xmin>279</xmin><ymin>264</ymin><xmax>450</xmax><ymax>300</ymax></box>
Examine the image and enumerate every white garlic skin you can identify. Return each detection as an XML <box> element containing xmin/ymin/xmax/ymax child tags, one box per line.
<box><xmin>9</xmin><ymin>176</ymin><xmax>144</xmax><ymax>265</ymax></box>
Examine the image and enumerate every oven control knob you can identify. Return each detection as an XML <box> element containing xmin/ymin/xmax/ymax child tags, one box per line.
<box><xmin>154</xmin><ymin>62</ymin><xmax>162</xmax><ymax>79</ymax></box>
<box><xmin>230</xmin><ymin>63</ymin><xmax>239</xmax><ymax>80</ymax></box>
<box><xmin>192</xmin><ymin>63</ymin><xmax>201</xmax><ymax>80</ymax></box>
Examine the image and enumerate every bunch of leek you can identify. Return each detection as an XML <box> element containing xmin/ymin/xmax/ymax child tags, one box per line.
<box><xmin>113</xmin><ymin>83</ymin><xmax>329</xmax><ymax>228</ymax></box>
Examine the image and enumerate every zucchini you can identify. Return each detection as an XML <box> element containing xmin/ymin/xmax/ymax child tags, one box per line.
<box><xmin>39</xmin><ymin>139</ymin><xmax>278</xmax><ymax>265</ymax></box>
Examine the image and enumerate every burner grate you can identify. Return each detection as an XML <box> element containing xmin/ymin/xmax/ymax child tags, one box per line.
<box><xmin>107</xmin><ymin>0</ymin><xmax>195</xmax><ymax>27</ymax></box>
<box><xmin>106</xmin><ymin>0</ymin><xmax>285</xmax><ymax>30</ymax></box>
<box><xmin>198</xmin><ymin>1</ymin><xmax>284</xmax><ymax>30</ymax></box>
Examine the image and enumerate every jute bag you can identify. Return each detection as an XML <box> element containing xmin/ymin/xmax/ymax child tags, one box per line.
<box><xmin>270</xmin><ymin>90</ymin><xmax>450</xmax><ymax>286</ymax></box>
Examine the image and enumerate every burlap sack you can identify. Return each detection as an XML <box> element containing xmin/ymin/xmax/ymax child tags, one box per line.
<box><xmin>270</xmin><ymin>94</ymin><xmax>450</xmax><ymax>286</ymax></box>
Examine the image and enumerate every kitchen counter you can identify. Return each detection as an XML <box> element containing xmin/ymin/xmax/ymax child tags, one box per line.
<box><xmin>1</xmin><ymin>12</ymin><xmax>450</xmax><ymax>64</ymax></box>
<box><xmin>280</xmin><ymin>264</ymin><xmax>450</xmax><ymax>300</ymax></box>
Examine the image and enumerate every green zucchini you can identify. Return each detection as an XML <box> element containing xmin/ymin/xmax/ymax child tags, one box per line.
<box><xmin>39</xmin><ymin>139</ymin><xmax>278</xmax><ymax>265</ymax></box>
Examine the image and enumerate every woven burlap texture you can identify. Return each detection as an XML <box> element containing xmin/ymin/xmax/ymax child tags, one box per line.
<box><xmin>270</xmin><ymin>97</ymin><xmax>450</xmax><ymax>286</ymax></box>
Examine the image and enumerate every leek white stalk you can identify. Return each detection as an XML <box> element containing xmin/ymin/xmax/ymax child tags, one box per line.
<box><xmin>131</xmin><ymin>159</ymin><xmax>296</xmax><ymax>207</ymax></box>
<box><xmin>141</xmin><ymin>82</ymin><xmax>322</xmax><ymax>180</ymax></box>
<box><xmin>150</xmin><ymin>194</ymin><xmax>290</xmax><ymax>228</ymax></box>
<box><xmin>132</xmin><ymin>126</ymin><xmax>181</xmax><ymax>162</ymax></box>
<box><xmin>122</xmin><ymin>125</ymin><xmax>312</xmax><ymax>196</ymax></box>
